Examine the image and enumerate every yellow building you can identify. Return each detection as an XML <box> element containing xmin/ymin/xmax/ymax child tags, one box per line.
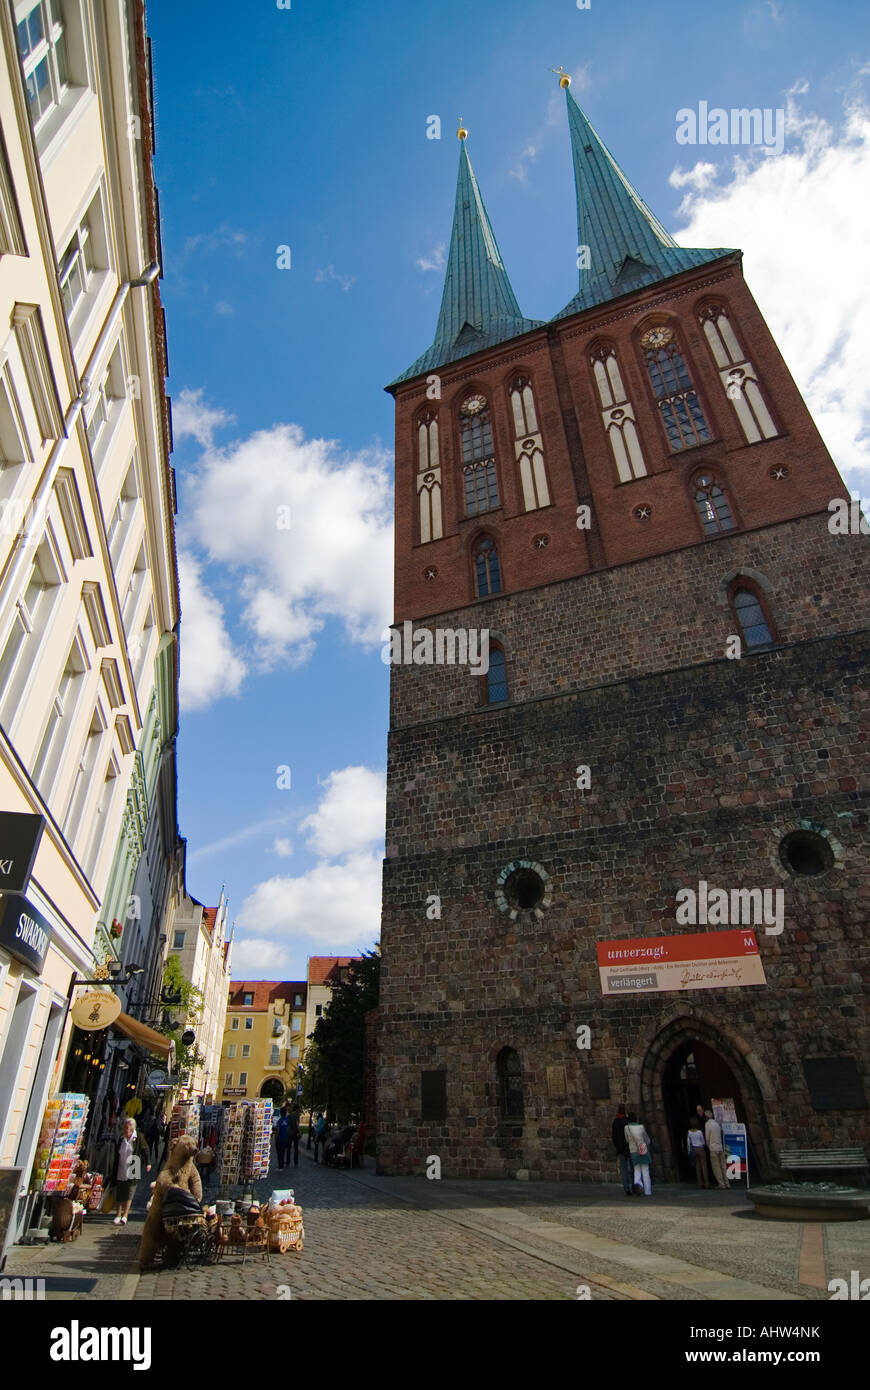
<box><xmin>219</xmin><ymin>980</ymin><xmax>307</xmax><ymax>1106</ymax></box>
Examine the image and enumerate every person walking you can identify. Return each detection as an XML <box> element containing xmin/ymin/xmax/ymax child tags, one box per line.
<box><xmin>687</xmin><ymin>1119</ymin><xmax>710</xmax><ymax>1188</ymax></box>
<box><xmin>611</xmin><ymin>1104</ymin><xmax>633</xmax><ymax>1195</ymax></box>
<box><xmin>313</xmin><ymin>1112</ymin><xmax>326</xmax><ymax>1164</ymax></box>
<box><xmin>624</xmin><ymin>1112</ymin><xmax>653</xmax><ymax>1196</ymax></box>
<box><xmin>704</xmin><ymin>1109</ymin><xmax>729</xmax><ymax>1190</ymax></box>
<box><xmin>111</xmin><ymin>1118</ymin><xmax>151</xmax><ymax>1225</ymax></box>
<box><xmin>275</xmin><ymin>1106</ymin><xmax>290</xmax><ymax>1169</ymax></box>
<box><xmin>287</xmin><ymin>1106</ymin><xmax>300</xmax><ymax>1167</ymax></box>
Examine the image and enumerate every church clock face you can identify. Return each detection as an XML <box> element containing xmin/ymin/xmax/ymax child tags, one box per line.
<box><xmin>461</xmin><ymin>393</ymin><xmax>487</xmax><ymax>415</ymax></box>
<box><xmin>640</xmin><ymin>326</ymin><xmax>672</xmax><ymax>349</ymax></box>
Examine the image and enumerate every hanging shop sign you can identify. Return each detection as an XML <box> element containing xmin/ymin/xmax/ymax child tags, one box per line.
<box><xmin>71</xmin><ymin>989</ymin><xmax>122</xmax><ymax>1030</ymax></box>
<box><xmin>596</xmin><ymin>929</ymin><xmax>766</xmax><ymax>996</ymax></box>
<box><xmin>0</xmin><ymin>892</ymin><xmax>51</xmax><ymax>972</ymax></box>
<box><xmin>0</xmin><ymin>811</ymin><xmax>44</xmax><ymax>894</ymax></box>
<box><xmin>146</xmin><ymin>1068</ymin><xmax>169</xmax><ymax>1090</ymax></box>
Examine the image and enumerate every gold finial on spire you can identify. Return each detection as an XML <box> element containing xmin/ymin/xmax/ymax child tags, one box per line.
<box><xmin>457</xmin><ymin>116</ymin><xmax>468</xmax><ymax>140</ymax></box>
<box><xmin>550</xmin><ymin>65</ymin><xmax>572</xmax><ymax>89</ymax></box>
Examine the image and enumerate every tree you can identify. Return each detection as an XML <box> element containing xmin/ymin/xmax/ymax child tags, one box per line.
<box><xmin>155</xmin><ymin>955</ymin><xmax>205</xmax><ymax>1078</ymax></box>
<box><xmin>311</xmin><ymin>947</ymin><xmax>380</xmax><ymax>1121</ymax></box>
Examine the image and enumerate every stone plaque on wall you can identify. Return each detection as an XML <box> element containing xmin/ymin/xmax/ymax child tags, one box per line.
<box><xmin>802</xmin><ymin>1057</ymin><xmax>867</xmax><ymax>1111</ymax></box>
<box><xmin>547</xmin><ymin>1065</ymin><xmax>567</xmax><ymax>1098</ymax></box>
<box><xmin>588</xmin><ymin>1066</ymin><xmax>611</xmax><ymax>1100</ymax></box>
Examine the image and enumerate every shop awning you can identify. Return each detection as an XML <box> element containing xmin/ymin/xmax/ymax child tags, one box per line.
<box><xmin>111</xmin><ymin>1012</ymin><xmax>174</xmax><ymax>1063</ymax></box>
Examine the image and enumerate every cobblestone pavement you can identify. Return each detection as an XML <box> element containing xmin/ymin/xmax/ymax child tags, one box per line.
<box><xmin>134</xmin><ymin>1154</ymin><xmax>611</xmax><ymax>1301</ymax></box>
<box><xmin>6</xmin><ymin>1155</ymin><xmax>868</xmax><ymax>1301</ymax></box>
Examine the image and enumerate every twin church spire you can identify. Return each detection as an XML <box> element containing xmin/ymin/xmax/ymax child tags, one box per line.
<box><xmin>391</xmin><ymin>76</ymin><xmax>732</xmax><ymax>386</ymax></box>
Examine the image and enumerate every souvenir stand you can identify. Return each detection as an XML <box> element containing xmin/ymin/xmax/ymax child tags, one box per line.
<box><xmin>168</xmin><ymin>1098</ymin><xmax>201</xmax><ymax>1147</ymax></box>
<box><xmin>216</xmin><ymin>1102</ymin><xmax>245</xmax><ymax>1190</ymax></box>
<box><xmin>199</xmin><ymin>1103</ymin><xmax>224</xmax><ymax>1172</ymax></box>
<box><xmin>240</xmin><ymin>1098</ymin><xmax>272</xmax><ymax>1179</ymax></box>
<box><xmin>33</xmin><ymin>1094</ymin><xmax>90</xmax><ymax>1194</ymax></box>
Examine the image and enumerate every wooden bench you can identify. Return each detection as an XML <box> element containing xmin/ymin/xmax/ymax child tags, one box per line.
<box><xmin>779</xmin><ymin>1148</ymin><xmax>868</xmax><ymax>1178</ymax></box>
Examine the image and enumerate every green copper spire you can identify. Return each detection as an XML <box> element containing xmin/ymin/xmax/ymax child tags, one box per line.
<box><xmin>554</xmin><ymin>82</ymin><xmax>734</xmax><ymax>319</ymax></box>
<box><xmin>390</xmin><ymin>132</ymin><xmax>542</xmax><ymax>386</ymax></box>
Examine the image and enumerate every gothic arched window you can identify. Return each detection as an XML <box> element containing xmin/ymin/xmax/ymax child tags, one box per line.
<box><xmin>640</xmin><ymin>324</ymin><xmax>711</xmax><ymax>451</ymax></box>
<box><xmin>416</xmin><ymin>411</ymin><xmax>442</xmax><ymax>543</ymax></box>
<box><xmin>693</xmin><ymin>472</ymin><xmax>735</xmax><ymax>536</ymax></box>
<box><xmin>590</xmin><ymin>341</ymin><xmax>647</xmax><ymax>482</ymax></box>
<box><xmin>459</xmin><ymin>393</ymin><xmax>499</xmax><ymax>516</ymax></box>
<box><xmin>497</xmin><ymin>1047</ymin><xmax>524</xmax><ymax>1122</ymax></box>
<box><xmin>730</xmin><ymin>584</ymin><xmax>774</xmax><ymax>648</ymax></box>
<box><xmin>486</xmin><ymin>644</ymin><xmax>508</xmax><ymax>703</ymax></box>
<box><xmin>697</xmin><ymin>302</ymin><xmax>777</xmax><ymax>444</ymax></box>
<box><xmin>509</xmin><ymin>375</ymin><xmax>550</xmax><ymax>510</ymax></box>
<box><xmin>474</xmin><ymin>535</ymin><xmax>501</xmax><ymax>598</ymax></box>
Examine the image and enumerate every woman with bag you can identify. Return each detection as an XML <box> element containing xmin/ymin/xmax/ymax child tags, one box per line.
<box><xmin>624</xmin><ymin>1112</ymin><xmax>654</xmax><ymax>1196</ymax></box>
<box><xmin>110</xmin><ymin>1118</ymin><xmax>151</xmax><ymax>1225</ymax></box>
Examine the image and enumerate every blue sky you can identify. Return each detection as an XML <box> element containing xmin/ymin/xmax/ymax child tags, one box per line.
<box><xmin>146</xmin><ymin>0</ymin><xmax>870</xmax><ymax>977</ymax></box>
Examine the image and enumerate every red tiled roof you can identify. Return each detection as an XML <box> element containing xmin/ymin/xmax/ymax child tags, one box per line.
<box><xmin>307</xmin><ymin>956</ymin><xmax>361</xmax><ymax>986</ymax></box>
<box><xmin>227</xmin><ymin>981</ymin><xmax>307</xmax><ymax>1011</ymax></box>
<box><xmin>203</xmin><ymin>907</ymin><xmax>218</xmax><ymax>935</ymax></box>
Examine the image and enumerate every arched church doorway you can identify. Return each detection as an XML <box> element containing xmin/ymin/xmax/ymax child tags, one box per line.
<box><xmin>260</xmin><ymin>1078</ymin><xmax>284</xmax><ymax>1104</ymax></box>
<box><xmin>662</xmin><ymin>1040</ymin><xmax>748</xmax><ymax>1181</ymax></box>
<box><xmin>638</xmin><ymin>1016</ymin><xmax>774</xmax><ymax>1183</ymax></box>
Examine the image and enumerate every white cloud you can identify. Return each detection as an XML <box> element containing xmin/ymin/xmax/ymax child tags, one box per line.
<box><xmin>229</xmin><ymin>936</ymin><xmax>295</xmax><ymax>977</ymax></box>
<box><xmin>509</xmin><ymin>143</ymin><xmax>538</xmax><ymax>183</ymax></box>
<box><xmin>314</xmin><ymin>264</ymin><xmax>355</xmax><ymax>291</ymax></box>
<box><xmin>188</xmin><ymin>815</ymin><xmax>292</xmax><ymax>862</ymax></box>
<box><xmin>178</xmin><ymin>551</ymin><xmax>246</xmax><ymax>710</ymax></box>
<box><xmin>236</xmin><ymin>851</ymin><xmax>382</xmax><ymax>952</ymax></box>
<box><xmin>300</xmin><ymin>766</ymin><xmax>386</xmax><ymax>858</ymax></box>
<box><xmin>184</xmin><ymin>226</ymin><xmax>248</xmax><ymax>255</ymax></box>
<box><xmin>670</xmin><ymin>98</ymin><xmax>870</xmax><ymax>486</ymax></box>
<box><xmin>669</xmin><ymin>161</ymin><xmax>717</xmax><ymax>192</ymax></box>
<box><xmin>416</xmin><ymin>243</ymin><xmax>446</xmax><ymax>272</ymax></box>
<box><xmin>272</xmin><ymin>838</ymin><xmax>293</xmax><ymax>857</ymax></box>
<box><xmin>172</xmin><ymin>387</ymin><xmax>235</xmax><ymax>447</ymax></box>
<box><xmin>184</xmin><ymin>423</ymin><xmax>393</xmax><ymax>667</ymax></box>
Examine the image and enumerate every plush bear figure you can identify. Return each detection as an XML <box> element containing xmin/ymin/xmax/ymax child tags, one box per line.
<box><xmin>137</xmin><ymin>1134</ymin><xmax>203</xmax><ymax>1270</ymax></box>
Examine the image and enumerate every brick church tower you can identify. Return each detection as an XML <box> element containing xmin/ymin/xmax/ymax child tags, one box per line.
<box><xmin>376</xmin><ymin>77</ymin><xmax>870</xmax><ymax>1182</ymax></box>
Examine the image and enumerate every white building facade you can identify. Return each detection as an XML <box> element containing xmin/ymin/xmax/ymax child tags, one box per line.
<box><xmin>169</xmin><ymin>888</ymin><xmax>232</xmax><ymax>1101</ymax></box>
<box><xmin>0</xmin><ymin>0</ymin><xmax>179</xmax><ymax>1244</ymax></box>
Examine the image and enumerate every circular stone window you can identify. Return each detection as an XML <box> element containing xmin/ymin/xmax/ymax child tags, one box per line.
<box><xmin>495</xmin><ymin>859</ymin><xmax>552</xmax><ymax>920</ymax></box>
<box><xmin>779</xmin><ymin>829</ymin><xmax>834</xmax><ymax>877</ymax></box>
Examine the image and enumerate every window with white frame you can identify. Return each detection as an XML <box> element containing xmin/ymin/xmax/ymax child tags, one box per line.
<box><xmin>293</xmin><ymin>994</ymin><xmax>302</xmax><ymax>1007</ymax></box>
<box><xmin>58</xmin><ymin>189</ymin><xmax>108</xmax><ymax>325</ymax></box>
<box><xmin>290</xmin><ymin>1044</ymin><xmax>299</xmax><ymax>1060</ymax></box>
<box><xmin>83</xmin><ymin>752</ymin><xmax>117</xmax><ymax>879</ymax></box>
<box><xmin>0</xmin><ymin>537</ymin><xmax>62</xmax><ymax>731</ymax></box>
<box><xmin>16</xmin><ymin>0</ymin><xmax>69</xmax><ymax>129</ymax></box>
<box><xmin>230</xmin><ymin>1017</ymin><xmax>239</xmax><ymax>1031</ymax></box>
<box><xmin>238</xmin><ymin>1071</ymin><xmax>248</xmax><ymax>1086</ymax></box>
<box><xmin>85</xmin><ymin>342</ymin><xmax>124</xmax><ymax>454</ymax></box>
<box><xmin>227</xmin><ymin>1043</ymin><xmax>237</xmax><ymax>1059</ymax></box>
<box><xmin>590</xmin><ymin>342</ymin><xmax>647</xmax><ymax>482</ymax></box>
<box><xmin>123</xmin><ymin>542</ymin><xmax>147</xmax><ymax>630</ymax></box>
<box><xmin>63</xmin><ymin>702</ymin><xmax>104</xmax><ymax>843</ymax></box>
<box><xmin>0</xmin><ymin>365</ymin><xmax>29</xmax><ymax>481</ymax></box>
<box><xmin>224</xmin><ymin>1072</ymin><xmax>233</xmax><ymax>1087</ymax></box>
<box><xmin>107</xmin><ymin>456</ymin><xmax>139</xmax><ymax>567</ymax></box>
<box><xmin>698</xmin><ymin>303</ymin><xmax>778</xmax><ymax>444</ymax></box>
<box><xmin>269</xmin><ymin>1044</ymin><xmax>280</xmax><ymax>1066</ymax></box>
<box><xmin>31</xmin><ymin>634</ymin><xmax>87</xmax><ymax>797</ymax></box>
<box><xmin>241</xmin><ymin>1044</ymin><xmax>250</xmax><ymax>1058</ymax></box>
<box><xmin>291</xmin><ymin>1014</ymin><xmax>302</xmax><ymax>1033</ymax></box>
<box><xmin>509</xmin><ymin>376</ymin><xmax>550</xmax><ymax>510</ymax></box>
<box><xmin>244</xmin><ymin>1017</ymin><xmax>253</xmax><ymax>1030</ymax></box>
